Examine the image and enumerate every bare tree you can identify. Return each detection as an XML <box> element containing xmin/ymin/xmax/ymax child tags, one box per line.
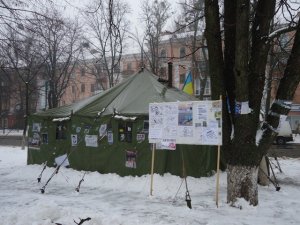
<box><xmin>204</xmin><ymin>0</ymin><xmax>300</xmax><ymax>206</ymax></box>
<box><xmin>30</xmin><ymin>6</ymin><xmax>82</xmax><ymax>109</ymax></box>
<box><xmin>175</xmin><ymin>0</ymin><xmax>209</xmax><ymax>99</ymax></box>
<box><xmin>141</xmin><ymin>0</ymin><xmax>171</xmax><ymax>75</ymax></box>
<box><xmin>83</xmin><ymin>0</ymin><xmax>129</xmax><ymax>89</ymax></box>
<box><xmin>0</xmin><ymin>0</ymin><xmax>53</xmax><ymax>134</ymax></box>
<box><xmin>0</xmin><ymin>22</ymin><xmax>47</xmax><ymax>147</ymax></box>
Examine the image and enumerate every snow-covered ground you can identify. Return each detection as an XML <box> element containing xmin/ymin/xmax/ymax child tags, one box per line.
<box><xmin>0</xmin><ymin>146</ymin><xmax>300</xmax><ymax>225</ymax></box>
<box><xmin>0</xmin><ymin>129</ymin><xmax>23</xmax><ymax>136</ymax></box>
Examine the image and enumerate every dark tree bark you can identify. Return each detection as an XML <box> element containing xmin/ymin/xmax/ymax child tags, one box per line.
<box><xmin>204</xmin><ymin>0</ymin><xmax>224</xmax><ymax>100</ymax></box>
<box><xmin>205</xmin><ymin>0</ymin><xmax>300</xmax><ymax>206</ymax></box>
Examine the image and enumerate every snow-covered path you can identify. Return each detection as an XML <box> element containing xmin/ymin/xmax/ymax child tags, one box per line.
<box><xmin>0</xmin><ymin>146</ymin><xmax>300</xmax><ymax>225</ymax></box>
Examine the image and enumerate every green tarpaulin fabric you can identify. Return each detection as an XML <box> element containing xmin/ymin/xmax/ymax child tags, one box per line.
<box><xmin>34</xmin><ymin>69</ymin><xmax>197</xmax><ymax>118</ymax></box>
<box><xmin>28</xmin><ymin>69</ymin><xmax>223</xmax><ymax>177</ymax></box>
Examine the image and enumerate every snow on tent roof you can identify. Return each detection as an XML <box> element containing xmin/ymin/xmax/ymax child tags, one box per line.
<box><xmin>34</xmin><ymin>69</ymin><xmax>198</xmax><ymax>118</ymax></box>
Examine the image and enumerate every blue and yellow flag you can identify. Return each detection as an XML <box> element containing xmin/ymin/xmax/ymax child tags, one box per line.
<box><xmin>182</xmin><ymin>71</ymin><xmax>193</xmax><ymax>95</ymax></box>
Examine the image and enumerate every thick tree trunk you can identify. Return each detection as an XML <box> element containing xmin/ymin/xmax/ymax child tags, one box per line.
<box><xmin>204</xmin><ymin>0</ymin><xmax>300</xmax><ymax>207</ymax></box>
<box><xmin>258</xmin><ymin>156</ymin><xmax>270</xmax><ymax>186</ymax></box>
<box><xmin>204</xmin><ymin>0</ymin><xmax>224</xmax><ymax>100</ymax></box>
<box><xmin>227</xmin><ymin>165</ymin><xmax>258</xmax><ymax>206</ymax></box>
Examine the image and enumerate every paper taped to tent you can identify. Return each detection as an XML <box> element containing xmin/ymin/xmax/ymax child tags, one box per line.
<box><xmin>27</xmin><ymin>69</ymin><xmax>222</xmax><ymax>177</ymax></box>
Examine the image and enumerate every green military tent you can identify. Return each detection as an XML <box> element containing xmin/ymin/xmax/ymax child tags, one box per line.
<box><xmin>28</xmin><ymin>69</ymin><xmax>219</xmax><ymax>177</ymax></box>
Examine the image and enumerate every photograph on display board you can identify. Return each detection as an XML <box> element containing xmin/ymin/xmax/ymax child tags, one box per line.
<box><xmin>178</xmin><ymin>102</ymin><xmax>193</xmax><ymax>126</ymax></box>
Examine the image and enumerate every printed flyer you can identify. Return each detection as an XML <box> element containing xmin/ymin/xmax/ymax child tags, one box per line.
<box><xmin>85</xmin><ymin>135</ymin><xmax>98</xmax><ymax>147</ymax></box>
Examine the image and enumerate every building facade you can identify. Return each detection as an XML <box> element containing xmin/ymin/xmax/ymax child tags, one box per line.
<box><xmin>2</xmin><ymin>29</ymin><xmax>299</xmax><ymax>131</ymax></box>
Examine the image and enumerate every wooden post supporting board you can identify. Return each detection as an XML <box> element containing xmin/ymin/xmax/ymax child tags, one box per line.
<box><xmin>150</xmin><ymin>143</ymin><xmax>156</xmax><ymax>196</ymax></box>
<box><xmin>215</xmin><ymin>144</ymin><xmax>221</xmax><ymax>207</ymax></box>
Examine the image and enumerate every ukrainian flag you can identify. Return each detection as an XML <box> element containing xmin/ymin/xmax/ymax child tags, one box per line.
<box><xmin>182</xmin><ymin>71</ymin><xmax>193</xmax><ymax>95</ymax></box>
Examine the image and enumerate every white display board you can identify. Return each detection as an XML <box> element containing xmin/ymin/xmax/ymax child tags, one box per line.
<box><xmin>149</xmin><ymin>100</ymin><xmax>222</xmax><ymax>146</ymax></box>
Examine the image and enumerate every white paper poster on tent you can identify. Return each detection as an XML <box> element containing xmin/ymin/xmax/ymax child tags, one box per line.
<box><xmin>32</xmin><ymin>123</ymin><xmax>41</xmax><ymax>132</ymax></box>
<box><xmin>125</xmin><ymin>150</ymin><xmax>137</xmax><ymax>169</ymax></box>
<box><xmin>85</xmin><ymin>135</ymin><xmax>98</xmax><ymax>147</ymax></box>
<box><xmin>76</xmin><ymin>127</ymin><xmax>81</xmax><ymax>133</ymax></box>
<box><xmin>99</xmin><ymin>124</ymin><xmax>107</xmax><ymax>137</ymax></box>
<box><xmin>55</xmin><ymin>154</ymin><xmax>70</xmax><ymax>167</ymax></box>
<box><xmin>71</xmin><ymin>134</ymin><xmax>78</xmax><ymax>146</ymax></box>
<box><xmin>136</xmin><ymin>133</ymin><xmax>145</xmax><ymax>143</ymax></box>
<box><xmin>107</xmin><ymin>131</ymin><xmax>113</xmax><ymax>145</ymax></box>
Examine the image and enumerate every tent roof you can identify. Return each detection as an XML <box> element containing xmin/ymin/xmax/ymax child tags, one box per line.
<box><xmin>34</xmin><ymin>69</ymin><xmax>198</xmax><ymax>118</ymax></box>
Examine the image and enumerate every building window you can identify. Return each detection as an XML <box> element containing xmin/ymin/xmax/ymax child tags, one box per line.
<box><xmin>0</xmin><ymin>81</ymin><xmax>7</xmax><ymax>87</ymax></box>
<box><xmin>179</xmin><ymin>47</ymin><xmax>186</xmax><ymax>58</ymax></box>
<box><xmin>114</xmin><ymin>63</ymin><xmax>120</xmax><ymax>73</ymax></box>
<box><xmin>201</xmin><ymin>48</ymin><xmax>208</xmax><ymax>59</ymax></box>
<box><xmin>81</xmin><ymin>67</ymin><xmax>86</xmax><ymax>76</ymax></box>
<box><xmin>118</xmin><ymin>122</ymin><xmax>132</xmax><ymax>143</ymax></box>
<box><xmin>56</xmin><ymin>122</ymin><xmax>67</xmax><ymax>140</ymax></box>
<box><xmin>180</xmin><ymin>74</ymin><xmax>186</xmax><ymax>84</ymax></box>
<box><xmin>204</xmin><ymin>78</ymin><xmax>211</xmax><ymax>95</ymax></box>
<box><xmin>3</xmin><ymin>118</ymin><xmax>8</xmax><ymax>128</ymax></box>
<box><xmin>81</xmin><ymin>84</ymin><xmax>85</xmax><ymax>93</ymax></box>
<box><xmin>160</xmin><ymin>49</ymin><xmax>167</xmax><ymax>58</ymax></box>
<box><xmin>195</xmin><ymin>77</ymin><xmax>201</xmax><ymax>96</ymax></box>
<box><xmin>91</xmin><ymin>67</ymin><xmax>96</xmax><ymax>75</ymax></box>
<box><xmin>159</xmin><ymin>67</ymin><xmax>167</xmax><ymax>78</ymax></box>
<box><xmin>127</xmin><ymin>63</ymin><xmax>132</xmax><ymax>70</ymax></box>
<box><xmin>199</xmin><ymin>60</ymin><xmax>208</xmax><ymax>72</ymax></box>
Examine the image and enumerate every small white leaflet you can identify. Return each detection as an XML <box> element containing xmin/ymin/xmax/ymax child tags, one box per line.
<box><xmin>85</xmin><ymin>135</ymin><xmax>98</xmax><ymax>147</ymax></box>
<box><xmin>99</xmin><ymin>124</ymin><xmax>107</xmax><ymax>137</ymax></box>
<box><xmin>71</xmin><ymin>134</ymin><xmax>77</xmax><ymax>146</ymax></box>
<box><xmin>160</xmin><ymin>139</ymin><xmax>176</xmax><ymax>150</ymax></box>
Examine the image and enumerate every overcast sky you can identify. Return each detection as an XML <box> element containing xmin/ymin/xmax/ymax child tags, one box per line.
<box><xmin>53</xmin><ymin>0</ymin><xmax>180</xmax><ymax>54</ymax></box>
<box><xmin>58</xmin><ymin>0</ymin><xmax>178</xmax><ymax>32</ymax></box>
